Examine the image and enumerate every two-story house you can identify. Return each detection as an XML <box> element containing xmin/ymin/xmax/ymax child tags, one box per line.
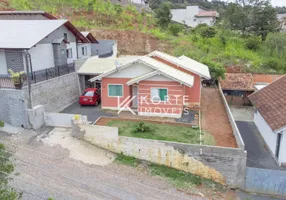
<box><xmin>171</xmin><ymin>6</ymin><xmax>219</xmax><ymax>27</ymax></box>
<box><xmin>0</xmin><ymin>11</ymin><xmax>98</xmax><ymax>63</ymax></box>
<box><xmin>0</xmin><ymin>19</ymin><xmax>89</xmax><ymax>77</ymax></box>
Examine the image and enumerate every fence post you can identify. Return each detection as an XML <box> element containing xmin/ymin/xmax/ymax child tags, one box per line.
<box><xmin>67</xmin><ymin>64</ymin><xmax>70</xmax><ymax>74</ymax></box>
<box><xmin>57</xmin><ymin>66</ymin><xmax>60</xmax><ymax>76</ymax></box>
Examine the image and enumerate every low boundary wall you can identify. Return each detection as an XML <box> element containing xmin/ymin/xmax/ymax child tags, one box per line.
<box><xmin>0</xmin><ymin>89</ymin><xmax>29</xmax><ymax>128</ymax></box>
<box><xmin>218</xmin><ymin>84</ymin><xmax>245</xmax><ymax>149</ymax></box>
<box><xmin>74</xmin><ymin>121</ymin><xmax>247</xmax><ymax>188</ymax></box>
<box><xmin>245</xmin><ymin>167</ymin><xmax>286</xmax><ymax>197</ymax></box>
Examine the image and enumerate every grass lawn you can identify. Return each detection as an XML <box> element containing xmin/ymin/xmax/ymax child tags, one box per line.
<box><xmin>115</xmin><ymin>154</ymin><xmax>226</xmax><ymax>192</ymax></box>
<box><xmin>107</xmin><ymin>120</ymin><xmax>215</xmax><ymax>145</ymax></box>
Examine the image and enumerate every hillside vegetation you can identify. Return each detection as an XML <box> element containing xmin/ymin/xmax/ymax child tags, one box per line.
<box><xmin>5</xmin><ymin>0</ymin><xmax>286</xmax><ymax>77</ymax></box>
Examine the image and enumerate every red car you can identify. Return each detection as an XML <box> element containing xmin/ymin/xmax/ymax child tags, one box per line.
<box><xmin>79</xmin><ymin>88</ymin><xmax>101</xmax><ymax>106</ymax></box>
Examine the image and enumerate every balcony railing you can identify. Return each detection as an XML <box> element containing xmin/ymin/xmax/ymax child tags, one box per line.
<box><xmin>0</xmin><ymin>63</ymin><xmax>75</xmax><ymax>89</ymax></box>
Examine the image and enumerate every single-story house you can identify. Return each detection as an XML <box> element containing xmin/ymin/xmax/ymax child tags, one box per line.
<box><xmin>89</xmin><ymin>51</ymin><xmax>211</xmax><ymax>118</ymax></box>
<box><xmin>248</xmin><ymin>75</ymin><xmax>286</xmax><ymax>166</ymax></box>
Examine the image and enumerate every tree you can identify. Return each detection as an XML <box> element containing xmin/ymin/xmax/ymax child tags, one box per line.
<box><xmin>250</xmin><ymin>4</ymin><xmax>279</xmax><ymax>40</ymax></box>
<box><xmin>149</xmin><ymin>0</ymin><xmax>162</xmax><ymax>10</ymax></box>
<box><xmin>154</xmin><ymin>2</ymin><xmax>172</xmax><ymax>29</ymax></box>
<box><xmin>224</xmin><ymin>0</ymin><xmax>279</xmax><ymax>38</ymax></box>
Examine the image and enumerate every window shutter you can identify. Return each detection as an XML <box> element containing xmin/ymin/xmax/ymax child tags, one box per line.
<box><xmin>159</xmin><ymin>89</ymin><xmax>167</xmax><ymax>101</ymax></box>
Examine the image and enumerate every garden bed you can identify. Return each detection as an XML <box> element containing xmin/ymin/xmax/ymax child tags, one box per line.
<box><xmin>95</xmin><ymin>117</ymin><xmax>215</xmax><ymax>145</ymax></box>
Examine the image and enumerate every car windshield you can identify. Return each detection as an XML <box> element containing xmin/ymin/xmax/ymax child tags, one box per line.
<box><xmin>82</xmin><ymin>91</ymin><xmax>94</xmax><ymax>97</ymax></box>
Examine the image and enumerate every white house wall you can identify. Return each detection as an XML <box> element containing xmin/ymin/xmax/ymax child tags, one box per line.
<box><xmin>29</xmin><ymin>44</ymin><xmax>55</xmax><ymax>71</ymax></box>
<box><xmin>280</xmin><ymin>129</ymin><xmax>286</xmax><ymax>164</ymax></box>
<box><xmin>77</xmin><ymin>43</ymin><xmax>91</xmax><ymax>59</ymax></box>
<box><xmin>171</xmin><ymin>6</ymin><xmax>216</xmax><ymax>27</ymax></box>
<box><xmin>107</xmin><ymin>63</ymin><xmax>154</xmax><ymax>78</ymax></box>
<box><xmin>67</xmin><ymin>42</ymin><xmax>77</xmax><ymax>64</ymax></box>
<box><xmin>0</xmin><ymin>50</ymin><xmax>7</xmax><ymax>75</ymax></box>
<box><xmin>254</xmin><ymin>110</ymin><xmax>277</xmax><ymax>157</ymax></box>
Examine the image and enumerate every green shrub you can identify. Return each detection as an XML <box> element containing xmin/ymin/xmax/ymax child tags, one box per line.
<box><xmin>0</xmin><ymin>121</ymin><xmax>4</xmax><ymax>128</ymax></box>
<box><xmin>262</xmin><ymin>58</ymin><xmax>282</xmax><ymax>71</ymax></box>
<box><xmin>133</xmin><ymin>122</ymin><xmax>152</xmax><ymax>133</ymax></box>
<box><xmin>245</xmin><ymin>36</ymin><xmax>261</xmax><ymax>50</ymax></box>
<box><xmin>168</xmin><ymin>23</ymin><xmax>182</xmax><ymax>36</ymax></box>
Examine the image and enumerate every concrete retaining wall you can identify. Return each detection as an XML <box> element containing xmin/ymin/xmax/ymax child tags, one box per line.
<box><xmin>0</xmin><ymin>89</ymin><xmax>29</xmax><ymax>127</ymax></box>
<box><xmin>218</xmin><ymin>84</ymin><xmax>245</xmax><ymax>149</ymax></box>
<box><xmin>75</xmin><ymin>122</ymin><xmax>247</xmax><ymax>188</ymax></box>
<box><xmin>245</xmin><ymin>167</ymin><xmax>286</xmax><ymax>197</ymax></box>
<box><xmin>45</xmin><ymin>113</ymin><xmax>87</xmax><ymax>128</ymax></box>
<box><xmin>23</xmin><ymin>72</ymin><xmax>80</xmax><ymax>112</ymax></box>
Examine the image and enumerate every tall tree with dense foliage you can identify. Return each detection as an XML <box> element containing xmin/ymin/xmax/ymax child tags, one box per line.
<box><xmin>154</xmin><ymin>2</ymin><xmax>172</xmax><ymax>29</ymax></box>
<box><xmin>224</xmin><ymin>0</ymin><xmax>279</xmax><ymax>38</ymax></box>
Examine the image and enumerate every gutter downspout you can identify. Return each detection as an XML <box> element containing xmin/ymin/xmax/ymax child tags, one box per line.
<box><xmin>24</xmin><ymin>50</ymin><xmax>32</xmax><ymax>109</ymax></box>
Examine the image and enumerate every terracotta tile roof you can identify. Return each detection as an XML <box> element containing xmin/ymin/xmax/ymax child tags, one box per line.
<box><xmin>248</xmin><ymin>75</ymin><xmax>286</xmax><ymax>132</ymax></box>
<box><xmin>219</xmin><ymin>73</ymin><xmax>254</xmax><ymax>91</ymax></box>
<box><xmin>196</xmin><ymin>11</ymin><xmax>218</xmax><ymax>17</ymax></box>
<box><xmin>253</xmin><ymin>74</ymin><xmax>283</xmax><ymax>84</ymax></box>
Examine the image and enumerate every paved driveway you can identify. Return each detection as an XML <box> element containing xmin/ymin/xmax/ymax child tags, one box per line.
<box><xmin>236</xmin><ymin>121</ymin><xmax>286</xmax><ymax>170</ymax></box>
<box><xmin>62</xmin><ymin>102</ymin><xmax>116</xmax><ymax>122</ymax></box>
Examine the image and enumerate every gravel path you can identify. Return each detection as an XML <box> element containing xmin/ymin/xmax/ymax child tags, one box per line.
<box><xmin>0</xmin><ymin>129</ymin><xmax>205</xmax><ymax>200</ymax></box>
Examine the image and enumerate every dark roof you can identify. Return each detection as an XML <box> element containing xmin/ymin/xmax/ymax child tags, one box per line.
<box><xmin>248</xmin><ymin>75</ymin><xmax>286</xmax><ymax>132</ymax></box>
<box><xmin>91</xmin><ymin>40</ymin><xmax>116</xmax><ymax>57</ymax></box>
<box><xmin>0</xmin><ymin>10</ymin><xmax>57</xmax><ymax>19</ymax></box>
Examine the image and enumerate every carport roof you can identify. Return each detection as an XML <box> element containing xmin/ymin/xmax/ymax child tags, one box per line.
<box><xmin>219</xmin><ymin>73</ymin><xmax>255</xmax><ymax>91</ymax></box>
<box><xmin>249</xmin><ymin>75</ymin><xmax>286</xmax><ymax>133</ymax></box>
<box><xmin>77</xmin><ymin>56</ymin><xmax>139</xmax><ymax>75</ymax></box>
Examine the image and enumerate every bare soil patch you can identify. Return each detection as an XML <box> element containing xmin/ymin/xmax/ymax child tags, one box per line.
<box><xmin>201</xmin><ymin>87</ymin><xmax>237</xmax><ymax>148</ymax></box>
<box><xmin>90</xmin><ymin>29</ymin><xmax>172</xmax><ymax>55</ymax></box>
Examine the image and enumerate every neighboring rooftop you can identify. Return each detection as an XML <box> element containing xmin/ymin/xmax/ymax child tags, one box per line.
<box><xmin>219</xmin><ymin>73</ymin><xmax>254</xmax><ymax>91</ymax></box>
<box><xmin>248</xmin><ymin>75</ymin><xmax>286</xmax><ymax>132</ymax></box>
<box><xmin>81</xmin><ymin>31</ymin><xmax>98</xmax><ymax>43</ymax></box>
<box><xmin>91</xmin><ymin>40</ymin><xmax>116</xmax><ymax>57</ymax></box>
<box><xmin>0</xmin><ymin>20</ymin><xmax>89</xmax><ymax>49</ymax></box>
<box><xmin>195</xmin><ymin>11</ymin><xmax>219</xmax><ymax>17</ymax></box>
<box><xmin>0</xmin><ymin>10</ymin><xmax>57</xmax><ymax>19</ymax></box>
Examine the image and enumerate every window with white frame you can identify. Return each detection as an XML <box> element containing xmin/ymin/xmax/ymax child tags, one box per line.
<box><xmin>66</xmin><ymin>48</ymin><xmax>73</xmax><ymax>59</ymax></box>
<box><xmin>82</xmin><ymin>46</ymin><xmax>87</xmax><ymax>56</ymax></box>
<box><xmin>108</xmin><ymin>84</ymin><xmax>123</xmax><ymax>97</ymax></box>
<box><xmin>151</xmin><ymin>88</ymin><xmax>168</xmax><ymax>102</ymax></box>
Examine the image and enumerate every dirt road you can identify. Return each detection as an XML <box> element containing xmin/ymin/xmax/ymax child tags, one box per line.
<box><xmin>0</xmin><ymin>129</ymin><xmax>204</xmax><ymax>200</ymax></box>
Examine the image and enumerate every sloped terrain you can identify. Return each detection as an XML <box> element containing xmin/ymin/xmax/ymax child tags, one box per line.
<box><xmin>91</xmin><ymin>29</ymin><xmax>172</xmax><ymax>55</ymax></box>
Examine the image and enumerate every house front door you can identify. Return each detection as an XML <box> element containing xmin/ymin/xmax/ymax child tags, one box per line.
<box><xmin>132</xmin><ymin>86</ymin><xmax>138</xmax><ymax>108</ymax></box>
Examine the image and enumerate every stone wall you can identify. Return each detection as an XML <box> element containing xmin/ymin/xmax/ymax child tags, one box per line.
<box><xmin>0</xmin><ymin>89</ymin><xmax>28</xmax><ymax>127</ymax></box>
<box><xmin>5</xmin><ymin>50</ymin><xmax>24</xmax><ymax>72</ymax></box>
<box><xmin>23</xmin><ymin>72</ymin><xmax>80</xmax><ymax>112</ymax></box>
<box><xmin>76</xmin><ymin>122</ymin><xmax>247</xmax><ymax>188</ymax></box>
